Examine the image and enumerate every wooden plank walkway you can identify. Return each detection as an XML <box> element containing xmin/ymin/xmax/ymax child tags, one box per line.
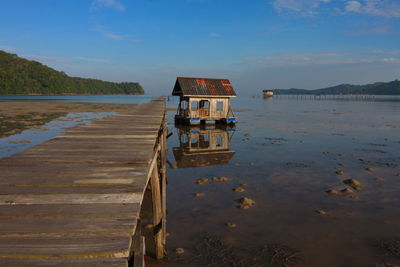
<box><xmin>0</xmin><ymin>97</ymin><xmax>167</xmax><ymax>266</ymax></box>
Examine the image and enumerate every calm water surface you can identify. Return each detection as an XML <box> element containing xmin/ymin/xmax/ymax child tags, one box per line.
<box><xmin>163</xmin><ymin>96</ymin><xmax>400</xmax><ymax>267</ymax></box>
<box><xmin>1</xmin><ymin>95</ymin><xmax>399</xmax><ymax>266</ymax></box>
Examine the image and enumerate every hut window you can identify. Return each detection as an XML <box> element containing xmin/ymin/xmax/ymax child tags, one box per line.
<box><xmin>191</xmin><ymin>101</ymin><xmax>198</xmax><ymax>111</ymax></box>
<box><xmin>217</xmin><ymin>101</ymin><xmax>223</xmax><ymax>111</ymax></box>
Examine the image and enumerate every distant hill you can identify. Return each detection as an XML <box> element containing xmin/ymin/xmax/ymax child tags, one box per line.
<box><xmin>274</xmin><ymin>80</ymin><xmax>400</xmax><ymax>95</ymax></box>
<box><xmin>0</xmin><ymin>50</ymin><xmax>144</xmax><ymax>95</ymax></box>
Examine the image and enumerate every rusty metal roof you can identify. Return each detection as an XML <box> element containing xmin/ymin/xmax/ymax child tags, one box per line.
<box><xmin>172</xmin><ymin>77</ymin><xmax>237</xmax><ymax>97</ymax></box>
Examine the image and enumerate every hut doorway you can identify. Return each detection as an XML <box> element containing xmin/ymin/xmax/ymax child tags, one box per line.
<box><xmin>199</xmin><ymin>100</ymin><xmax>210</xmax><ymax>117</ymax></box>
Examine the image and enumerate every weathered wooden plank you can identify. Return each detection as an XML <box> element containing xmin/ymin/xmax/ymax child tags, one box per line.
<box><xmin>0</xmin><ymin>159</ymin><xmax>151</xmax><ymax>165</ymax></box>
<box><xmin>29</xmin><ymin>145</ymin><xmax>155</xmax><ymax>151</ymax></box>
<box><xmin>0</xmin><ymin>203</ymin><xmax>140</xmax><ymax>217</ymax></box>
<box><xmin>4</xmin><ymin>154</ymin><xmax>153</xmax><ymax>161</ymax></box>
<box><xmin>0</xmin><ymin>217</ymin><xmax>137</xmax><ymax>235</ymax></box>
<box><xmin>0</xmin><ymin>193</ymin><xmax>143</xmax><ymax>205</ymax></box>
<box><xmin>0</xmin><ymin>184</ymin><xmax>145</xmax><ymax>195</ymax></box>
<box><xmin>55</xmin><ymin>135</ymin><xmax>157</xmax><ymax>139</ymax></box>
<box><xmin>0</xmin><ymin>179</ymin><xmax>147</xmax><ymax>187</ymax></box>
<box><xmin>0</xmin><ymin>235</ymin><xmax>131</xmax><ymax>257</ymax></box>
<box><xmin>0</xmin><ymin>165</ymin><xmax>148</xmax><ymax>173</ymax></box>
<box><xmin>0</xmin><ymin>258</ymin><xmax>128</xmax><ymax>267</ymax></box>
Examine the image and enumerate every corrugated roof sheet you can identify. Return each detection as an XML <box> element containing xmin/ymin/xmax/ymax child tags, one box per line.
<box><xmin>172</xmin><ymin>77</ymin><xmax>237</xmax><ymax>97</ymax></box>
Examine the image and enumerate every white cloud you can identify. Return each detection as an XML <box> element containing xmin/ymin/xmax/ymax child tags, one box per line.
<box><xmin>238</xmin><ymin>50</ymin><xmax>400</xmax><ymax>67</ymax></box>
<box><xmin>20</xmin><ymin>55</ymin><xmax>70</xmax><ymax>63</ymax></box>
<box><xmin>274</xmin><ymin>0</ymin><xmax>400</xmax><ymax>18</ymax></box>
<box><xmin>104</xmin><ymin>32</ymin><xmax>124</xmax><ymax>40</ymax></box>
<box><xmin>92</xmin><ymin>25</ymin><xmax>125</xmax><ymax>40</ymax></box>
<box><xmin>90</xmin><ymin>0</ymin><xmax>125</xmax><ymax>11</ymax></box>
<box><xmin>74</xmin><ymin>56</ymin><xmax>110</xmax><ymax>63</ymax></box>
<box><xmin>344</xmin><ymin>0</ymin><xmax>400</xmax><ymax>17</ymax></box>
<box><xmin>209</xmin><ymin>33</ymin><xmax>221</xmax><ymax>38</ymax></box>
<box><xmin>274</xmin><ymin>0</ymin><xmax>331</xmax><ymax>16</ymax></box>
<box><xmin>345</xmin><ymin>1</ymin><xmax>362</xmax><ymax>12</ymax></box>
<box><xmin>131</xmin><ymin>39</ymin><xmax>142</xmax><ymax>44</ymax></box>
<box><xmin>0</xmin><ymin>45</ymin><xmax>18</xmax><ymax>52</ymax></box>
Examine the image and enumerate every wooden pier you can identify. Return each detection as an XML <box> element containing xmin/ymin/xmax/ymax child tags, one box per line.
<box><xmin>0</xmin><ymin>97</ymin><xmax>167</xmax><ymax>266</ymax></box>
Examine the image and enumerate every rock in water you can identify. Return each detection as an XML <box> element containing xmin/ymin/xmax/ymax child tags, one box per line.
<box><xmin>238</xmin><ymin>197</ymin><xmax>256</xmax><ymax>210</ymax></box>
<box><xmin>175</xmin><ymin>248</ymin><xmax>185</xmax><ymax>255</ymax></box>
<box><xmin>196</xmin><ymin>178</ymin><xmax>209</xmax><ymax>185</ymax></box>
<box><xmin>315</xmin><ymin>209</ymin><xmax>327</xmax><ymax>215</ymax></box>
<box><xmin>212</xmin><ymin>177</ymin><xmax>231</xmax><ymax>182</ymax></box>
<box><xmin>336</xmin><ymin>170</ymin><xmax>345</xmax><ymax>175</ymax></box>
<box><xmin>343</xmin><ymin>179</ymin><xmax>362</xmax><ymax>190</ymax></box>
<box><xmin>326</xmin><ymin>189</ymin><xmax>339</xmax><ymax>195</ymax></box>
<box><xmin>244</xmin><ymin>133</ymin><xmax>252</xmax><ymax>137</ymax></box>
<box><xmin>193</xmin><ymin>193</ymin><xmax>205</xmax><ymax>197</ymax></box>
<box><xmin>340</xmin><ymin>188</ymin><xmax>354</xmax><ymax>194</ymax></box>
<box><xmin>365</xmin><ymin>167</ymin><xmax>374</xmax><ymax>172</ymax></box>
<box><xmin>226</xmin><ymin>222</ymin><xmax>237</xmax><ymax>228</ymax></box>
<box><xmin>233</xmin><ymin>187</ymin><xmax>245</xmax><ymax>193</ymax></box>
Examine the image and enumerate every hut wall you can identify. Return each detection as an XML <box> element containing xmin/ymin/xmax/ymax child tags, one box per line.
<box><xmin>188</xmin><ymin>97</ymin><xmax>229</xmax><ymax>119</ymax></box>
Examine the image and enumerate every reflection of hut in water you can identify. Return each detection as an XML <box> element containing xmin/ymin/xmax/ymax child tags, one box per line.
<box><xmin>263</xmin><ymin>89</ymin><xmax>274</xmax><ymax>98</ymax></box>
<box><xmin>173</xmin><ymin>125</ymin><xmax>235</xmax><ymax>168</ymax></box>
<box><xmin>172</xmin><ymin>77</ymin><xmax>237</xmax><ymax>125</ymax></box>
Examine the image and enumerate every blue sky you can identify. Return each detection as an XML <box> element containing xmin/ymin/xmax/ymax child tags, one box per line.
<box><xmin>1</xmin><ymin>0</ymin><xmax>399</xmax><ymax>95</ymax></box>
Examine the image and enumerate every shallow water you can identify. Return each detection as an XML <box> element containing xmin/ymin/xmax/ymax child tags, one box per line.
<box><xmin>163</xmin><ymin>96</ymin><xmax>400</xmax><ymax>267</ymax></box>
<box><xmin>1</xmin><ymin>95</ymin><xmax>399</xmax><ymax>266</ymax></box>
<box><xmin>0</xmin><ymin>94</ymin><xmax>154</xmax><ymax>157</ymax></box>
<box><xmin>0</xmin><ymin>112</ymin><xmax>113</xmax><ymax>158</ymax></box>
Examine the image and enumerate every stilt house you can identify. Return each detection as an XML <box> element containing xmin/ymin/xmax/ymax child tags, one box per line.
<box><xmin>263</xmin><ymin>89</ymin><xmax>274</xmax><ymax>97</ymax></box>
<box><xmin>172</xmin><ymin>77</ymin><xmax>237</xmax><ymax>125</ymax></box>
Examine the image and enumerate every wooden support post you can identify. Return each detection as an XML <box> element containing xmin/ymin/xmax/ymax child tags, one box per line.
<box><xmin>161</xmin><ymin>120</ymin><xmax>168</xmax><ymax>251</ymax></box>
<box><xmin>130</xmin><ymin>219</ymin><xmax>145</xmax><ymax>267</ymax></box>
<box><xmin>150</xmin><ymin>159</ymin><xmax>164</xmax><ymax>259</ymax></box>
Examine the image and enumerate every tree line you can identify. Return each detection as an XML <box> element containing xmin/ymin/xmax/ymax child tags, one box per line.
<box><xmin>0</xmin><ymin>51</ymin><xmax>144</xmax><ymax>95</ymax></box>
<box><xmin>274</xmin><ymin>80</ymin><xmax>400</xmax><ymax>95</ymax></box>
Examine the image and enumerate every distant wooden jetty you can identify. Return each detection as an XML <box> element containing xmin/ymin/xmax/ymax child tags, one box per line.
<box><xmin>274</xmin><ymin>94</ymin><xmax>376</xmax><ymax>100</ymax></box>
<box><xmin>0</xmin><ymin>97</ymin><xmax>167</xmax><ymax>266</ymax></box>
<box><xmin>173</xmin><ymin>77</ymin><xmax>237</xmax><ymax>125</ymax></box>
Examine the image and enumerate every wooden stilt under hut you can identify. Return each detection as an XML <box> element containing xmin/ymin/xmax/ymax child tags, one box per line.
<box><xmin>172</xmin><ymin>77</ymin><xmax>237</xmax><ymax>125</ymax></box>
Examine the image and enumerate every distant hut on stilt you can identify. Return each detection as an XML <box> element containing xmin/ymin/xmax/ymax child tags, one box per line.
<box><xmin>172</xmin><ymin>77</ymin><xmax>237</xmax><ymax>125</ymax></box>
<box><xmin>263</xmin><ymin>89</ymin><xmax>274</xmax><ymax>98</ymax></box>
